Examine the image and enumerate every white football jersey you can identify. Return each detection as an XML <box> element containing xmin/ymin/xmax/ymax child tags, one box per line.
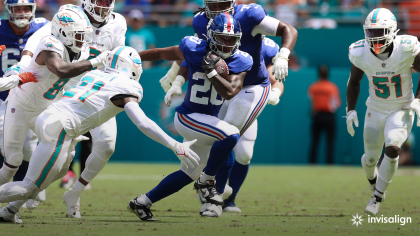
<box><xmin>9</xmin><ymin>35</ymin><xmax>72</xmax><ymax>111</ymax></box>
<box><xmin>51</xmin><ymin>70</ymin><xmax>143</xmax><ymax>137</ymax></box>
<box><xmin>349</xmin><ymin>35</ymin><xmax>420</xmax><ymax>112</ymax></box>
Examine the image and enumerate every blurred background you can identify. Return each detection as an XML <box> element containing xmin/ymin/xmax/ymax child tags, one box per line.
<box><xmin>2</xmin><ymin>0</ymin><xmax>419</xmax><ymax>165</ymax></box>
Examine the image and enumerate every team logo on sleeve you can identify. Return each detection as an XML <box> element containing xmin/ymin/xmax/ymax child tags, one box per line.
<box><xmin>45</xmin><ymin>43</ymin><xmax>54</xmax><ymax>49</ymax></box>
<box><xmin>57</xmin><ymin>13</ymin><xmax>75</xmax><ymax>26</ymax></box>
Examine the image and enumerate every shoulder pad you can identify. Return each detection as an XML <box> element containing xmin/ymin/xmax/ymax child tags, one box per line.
<box><xmin>110</xmin><ymin>13</ymin><xmax>127</xmax><ymax>33</ymax></box>
<box><xmin>349</xmin><ymin>39</ymin><xmax>366</xmax><ymax>57</ymax></box>
<box><xmin>398</xmin><ymin>35</ymin><xmax>419</xmax><ymax>52</ymax></box>
<box><xmin>40</xmin><ymin>35</ymin><xmax>65</xmax><ymax>52</ymax></box>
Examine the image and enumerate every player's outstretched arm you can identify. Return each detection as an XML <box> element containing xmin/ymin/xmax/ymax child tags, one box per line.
<box><xmin>346</xmin><ymin>65</ymin><xmax>364</xmax><ymax>136</ymax></box>
<box><xmin>117</xmin><ymin>97</ymin><xmax>200</xmax><ymax>168</ymax></box>
<box><xmin>0</xmin><ymin>72</ymin><xmax>38</xmax><ymax>91</ymax></box>
<box><xmin>37</xmin><ymin>50</ymin><xmax>106</xmax><ymax>80</ymax></box>
<box><xmin>139</xmin><ymin>46</ymin><xmax>185</xmax><ymax>62</ymax></box>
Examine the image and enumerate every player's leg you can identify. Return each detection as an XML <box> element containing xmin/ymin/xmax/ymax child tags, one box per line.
<box><xmin>14</xmin><ymin>129</ymin><xmax>38</xmax><ymax>181</ymax></box>
<box><xmin>62</xmin><ymin>118</ymin><xmax>116</xmax><ymax>218</ymax></box>
<box><xmin>365</xmin><ymin>109</ymin><xmax>414</xmax><ymax>216</ymax></box>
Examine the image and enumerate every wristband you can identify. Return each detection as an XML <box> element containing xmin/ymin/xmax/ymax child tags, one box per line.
<box><xmin>89</xmin><ymin>57</ymin><xmax>102</xmax><ymax>67</ymax></box>
<box><xmin>271</xmin><ymin>87</ymin><xmax>282</xmax><ymax>98</ymax></box>
<box><xmin>206</xmin><ymin>70</ymin><xmax>217</xmax><ymax>79</ymax></box>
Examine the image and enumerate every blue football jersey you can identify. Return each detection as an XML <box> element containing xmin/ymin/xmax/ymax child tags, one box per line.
<box><xmin>176</xmin><ymin>36</ymin><xmax>253</xmax><ymax>117</ymax></box>
<box><xmin>0</xmin><ymin>18</ymin><xmax>48</xmax><ymax>100</ymax></box>
<box><xmin>262</xmin><ymin>37</ymin><xmax>279</xmax><ymax>67</ymax></box>
<box><xmin>192</xmin><ymin>4</ymin><xmax>270</xmax><ymax>87</ymax></box>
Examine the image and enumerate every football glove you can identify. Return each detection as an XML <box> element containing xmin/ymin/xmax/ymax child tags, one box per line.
<box><xmin>0</xmin><ymin>45</ymin><xmax>5</xmax><ymax>56</ymax></box>
<box><xmin>164</xmin><ymin>75</ymin><xmax>185</xmax><ymax>107</ymax></box>
<box><xmin>201</xmin><ymin>51</ymin><xmax>220</xmax><ymax>71</ymax></box>
<box><xmin>272</xmin><ymin>48</ymin><xmax>290</xmax><ymax>82</ymax></box>
<box><xmin>18</xmin><ymin>72</ymin><xmax>38</xmax><ymax>85</ymax></box>
<box><xmin>172</xmin><ymin>139</ymin><xmax>200</xmax><ymax>169</ymax></box>
<box><xmin>4</xmin><ymin>64</ymin><xmax>22</xmax><ymax>77</ymax></box>
<box><xmin>160</xmin><ymin>61</ymin><xmax>180</xmax><ymax>93</ymax></box>
<box><xmin>89</xmin><ymin>50</ymin><xmax>110</xmax><ymax>67</ymax></box>
<box><xmin>410</xmin><ymin>98</ymin><xmax>420</xmax><ymax>127</ymax></box>
<box><xmin>267</xmin><ymin>87</ymin><xmax>282</xmax><ymax>106</ymax></box>
<box><xmin>346</xmin><ymin>110</ymin><xmax>359</xmax><ymax>137</ymax></box>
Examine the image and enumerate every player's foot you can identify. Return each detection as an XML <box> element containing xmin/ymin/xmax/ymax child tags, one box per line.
<box><xmin>0</xmin><ymin>207</ymin><xmax>22</xmax><ymax>224</ymax></box>
<box><xmin>194</xmin><ymin>179</ymin><xmax>223</xmax><ymax>205</ymax></box>
<box><xmin>201</xmin><ymin>203</ymin><xmax>222</xmax><ymax>217</ymax></box>
<box><xmin>127</xmin><ymin>197</ymin><xmax>157</xmax><ymax>221</ymax></box>
<box><xmin>62</xmin><ymin>189</ymin><xmax>81</xmax><ymax>218</ymax></box>
<box><xmin>365</xmin><ymin>195</ymin><xmax>382</xmax><ymax>216</ymax></box>
<box><xmin>222</xmin><ymin>196</ymin><xmax>241</xmax><ymax>213</ymax></box>
<box><xmin>23</xmin><ymin>189</ymin><xmax>47</xmax><ymax>210</ymax></box>
<box><xmin>60</xmin><ymin>170</ymin><xmax>76</xmax><ymax>189</ymax></box>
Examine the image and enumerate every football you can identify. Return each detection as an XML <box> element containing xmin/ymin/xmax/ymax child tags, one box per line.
<box><xmin>209</xmin><ymin>52</ymin><xmax>229</xmax><ymax>80</ymax></box>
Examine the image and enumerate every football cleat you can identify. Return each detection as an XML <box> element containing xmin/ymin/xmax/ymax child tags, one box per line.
<box><xmin>365</xmin><ymin>195</ymin><xmax>382</xmax><ymax>216</ymax></box>
<box><xmin>60</xmin><ymin>170</ymin><xmax>76</xmax><ymax>189</ymax></box>
<box><xmin>0</xmin><ymin>207</ymin><xmax>22</xmax><ymax>224</ymax></box>
<box><xmin>200</xmin><ymin>203</ymin><xmax>222</xmax><ymax>217</ymax></box>
<box><xmin>62</xmin><ymin>189</ymin><xmax>81</xmax><ymax>218</ymax></box>
<box><xmin>23</xmin><ymin>189</ymin><xmax>47</xmax><ymax>210</ymax></box>
<box><xmin>127</xmin><ymin>197</ymin><xmax>157</xmax><ymax>221</ymax></box>
<box><xmin>222</xmin><ymin>196</ymin><xmax>241</xmax><ymax>213</ymax></box>
<box><xmin>194</xmin><ymin>179</ymin><xmax>224</xmax><ymax>205</ymax></box>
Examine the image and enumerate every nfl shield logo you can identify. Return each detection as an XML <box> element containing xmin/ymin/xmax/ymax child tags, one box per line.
<box><xmin>368</xmin><ymin>112</ymin><xmax>371</xmax><ymax>117</ymax></box>
<box><xmin>96</xmin><ymin>30</ymin><xmax>100</xmax><ymax>35</ymax></box>
<box><xmin>216</xmin><ymin>65</ymin><xmax>225</xmax><ymax>74</ymax></box>
<box><xmin>382</xmin><ymin>63</ymin><xmax>386</xmax><ymax>68</ymax></box>
<box><xmin>11</xmin><ymin>108</ymin><xmax>15</xmax><ymax>113</ymax></box>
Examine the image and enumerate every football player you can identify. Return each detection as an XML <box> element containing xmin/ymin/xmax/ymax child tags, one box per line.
<box><xmin>0</xmin><ymin>46</ymin><xmax>199</xmax><ymax>223</ymax></box>
<box><xmin>7</xmin><ymin>1</ymin><xmax>127</xmax><ymax>216</ymax></box>
<box><xmin>127</xmin><ymin>13</ymin><xmax>253</xmax><ymax>221</ymax></box>
<box><xmin>346</xmin><ymin>8</ymin><xmax>420</xmax><ymax>216</ymax></box>
<box><xmin>0</xmin><ymin>0</ymin><xmax>48</xmax><ymax>208</ymax></box>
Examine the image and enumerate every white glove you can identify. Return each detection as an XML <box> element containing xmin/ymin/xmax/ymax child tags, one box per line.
<box><xmin>172</xmin><ymin>139</ymin><xmax>200</xmax><ymax>169</ymax></box>
<box><xmin>346</xmin><ymin>110</ymin><xmax>359</xmax><ymax>137</ymax></box>
<box><xmin>71</xmin><ymin>135</ymin><xmax>90</xmax><ymax>147</ymax></box>
<box><xmin>410</xmin><ymin>98</ymin><xmax>420</xmax><ymax>127</ymax></box>
<box><xmin>272</xmin><ymin>48</ymin><xmax>290</xmax><ymax>82</ymax></box>
<box><xmin>4</xmin><ymin>64</ymin><xmax>21</xmax><ymax>77</ymax></box>
<box><xmin>267</xmin><ymin>87</ymin><xmax>281</xmax><ymax>106</ymax></box>
<box><xmin>164</xmin><ymin>75</ymin><xmax>185</xmax><ymax>107</ymax></box>
<box><xmin>160</xmin><ymin>61</ymin><xmax>180</xmax><ymax>92</ymax></box>
<box><xmin>89</xmin><ymin>50</ymin><xmax>110</xmax><ymax>67</ymax></box>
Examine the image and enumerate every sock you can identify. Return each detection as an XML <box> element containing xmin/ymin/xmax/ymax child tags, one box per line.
<box><xmin>7</xmin><ymin>200</ymin><xmax>26</xmax><ymax>213</ymax></box>
<box><xmin>0</xmin><ymin>164</ymin><xmax>19</xmax><ymax>185</ymax></box>
<box><xmin>376</xmin><ymin>154</ymin><xmax>398</xmax><ymax>193</ymax></box>
<box><xmin>199</xmin><ymin>172</ymin><xmax>215</xmax><ymax>183</ymax></box>
<box><xmin>146</xmin><ymin>170</ymin><xmax>192</xmax><ymax>203</ymax></box>
<box><xmin>13</xmin><ymin>161</ymin><xmax>29</xmax><ymax>182</ymax></box>
<box><xmin>361</xmin><ymin>154</ymin><xmax>377</xmax><ymax>180</ymax></box>
<box><xmin>215</xmin><ymin>151</ymin><xmax>235</xmax><ymax>193</ymax></box>
<box><xmin>136</xmin><ymin>194</ymin><xmax>152</xmax><ymax>206</ymax></box>
<box><xmin>204</xmin><ymin>134</ymin><xmax>239</xmax><ymax>176</ymax></box>
<box><xmin>228</xmin><ymin>160</ymin><xmax>250</xmax><ymax>199</ymax></box>
<box><xmin>72</xmin><ymin>181</ymin><xmax>85</xmax><ymax>193</ymax></box>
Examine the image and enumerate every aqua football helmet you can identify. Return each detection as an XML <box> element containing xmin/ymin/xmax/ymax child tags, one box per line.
<box><xmin>4</xmin><ymin>0</ymin><xmax>36</xmax><ymax>28</ymax></box>
<box><xmin>104</xmin><ymin>46</ymin><xmax>143</xmax><ymax>82</ymax></box>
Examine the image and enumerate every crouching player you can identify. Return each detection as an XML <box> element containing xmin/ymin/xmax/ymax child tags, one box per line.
<box><xmin>127</xmin><ymin>13</ymin><xmax>253</xmax><ymax>220</ymax></box>
<box><xmin>346</xmin><ymin>8</ymin><xmax>420</xmax><ymax>216</ymax></box>
<box><xmin>0</xmin><ymin>46</ymin><xmax>200</xmax><ymax>223</ymax></box>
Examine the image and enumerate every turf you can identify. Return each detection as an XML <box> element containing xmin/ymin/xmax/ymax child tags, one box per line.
<box><xmin>1</xmin><ymin>163</ymin><xmax>419</xmax><ymax>236</ymax></box>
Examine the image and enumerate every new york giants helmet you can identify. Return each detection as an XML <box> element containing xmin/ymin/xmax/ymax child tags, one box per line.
<box><xmin>51</xmin><ymin>7</ymin><xmax>93</xmax><ymax>53</ymax></box>
<box><xmin>363</xmin><ymin>8</ymin><xmax>399</xmax><ymax>54</ymax></box>
<box><xmin>203</xmin><ymin>0</ymin><xmax>235</xmax><ymax>18</ymax></box>
<box><xmin>4</xmin><ymin>0</ymin><xmax>37</xmax><ymax>28</ymax></box>
<box><xmin>208</xmin><ymin>13</ymin><xmax>242</xmax><ymax>59</ymax></box>
<box><xmin>81</xmin><ymin>0</ymin><xmax>114</xmax><ymax>23</ymax></box>
<box><xmin>104</xmin><ymin>46</ymin><xmax>143</xmax><ymax>82</ymax></box>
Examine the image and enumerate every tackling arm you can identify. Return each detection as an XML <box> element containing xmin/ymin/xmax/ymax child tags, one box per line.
<box><xmin>37</xmin><ymin>51</ymin><xmax>95</xmax><ymax>79</ymax></box>
<box><xmin>139</xmin><ymin>46</ymin><xmax>185</xmax><ymax>61</ymax></box>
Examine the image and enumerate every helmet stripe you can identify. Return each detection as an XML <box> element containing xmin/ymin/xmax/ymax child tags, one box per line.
<box><xmin>371</xmin><ymin>8</ymin><xmax>381</xmax><ymax>24</ymax></box>
<box><xmin>224</xmin><ymin>12</ymin><xmax>231</xmax><ymax>32</ymax></box>
<box><xmin>111</xmin><ymin>46</ymin><xmax>129</xmax><ymax>69</ymax></box>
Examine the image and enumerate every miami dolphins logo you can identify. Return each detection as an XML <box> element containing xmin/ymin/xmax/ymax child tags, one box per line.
<box><xmin>57</xmin><ymin>13</ymin><xmax>74</xmax><ymax>26</ymax></box>
<box><xmin>129</xmin><ymin>55</ymin><xmax>142</xmax><ymax>68</ymax></box>
<box><xmin>45</xmin><ymin>43</ymin><xmax>54</xmax><ymax>49</ymax></box>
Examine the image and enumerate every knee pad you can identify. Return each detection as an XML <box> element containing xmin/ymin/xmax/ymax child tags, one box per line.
<box><xmin>234</xmin><ymin>138</ymin><xmax>255</xmax><ymax>165</ymax></box>
<box><xmin>3</xmin><ymin>145</ymin><xmax>24</xmax><ymax>167</ymax></box>
<box><xmin>385</xmin><ymin>130</ymin><xmax>408</xmax><ymax>148</ymax></box>
<box><xmin>361</xmin><ymin>154</ymin><xmax>377</xmax><ymax>168</ymax></box>
<box><xmin>92</xmin><ymin>141</ymin><xmax>115</xmax><ymax>160</ymax></box>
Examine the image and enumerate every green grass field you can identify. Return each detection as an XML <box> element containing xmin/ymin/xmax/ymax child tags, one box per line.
<box><xmin>1</xmin><ymin>163</ymin><xmax>419</xmax><ymax>236</ymax></box>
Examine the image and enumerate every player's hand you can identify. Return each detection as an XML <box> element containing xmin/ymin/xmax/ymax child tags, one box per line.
<box><xmin>165</xmin><ymin>84</ymin><xmax>182</xmax><ymax>107</ymax></box>
<box><xmin>201</xmin><ymin>51</ymin><xmax>220</xmax><ymax>71</ymax></box>
<box><xmin>160</xmin><ymin>75</ymin><xmax>174</xmax><ymax>93</ymax></box>
<box><xmin>267</xmin><ymin>88</ymin><xmax>281</xmax><ymax>106</ymax></box>
<box><xmin>71</xmin><ymin>135</ymin><xmax>90</xmax><ymax>147</ymax></box>
<box><xmin>4</xmin><ymin>64</ymin><xmax>21</xmax><ymax>77</ymax></box>
<box><xmin>173</xmin><ymin>139</ymin><xmax>200</xmax><ymax>169</ymax></box>
<box><xmin>410</xmin><ymin>98</ymin><xmax>420</xmax><ymax>127</ymax></box>
<box><xmin>0</xmin><ymin>45</ymin><xmax>5</xmax><ymax>56</ymax></box>
<box><xmin>89</xmin><ymin>50</ymin><xmax>110</xmax><ymax>67</ymax></box>
<box><xmin>346</xmin><ymin>110</ymin><xmax>359</xmax><ymax>137</ymax></box>
<box><xmin>272</xmin><ymin>57</ymin><xmax>288</xmax><ymax>82</ymax></box>
<box><xmin>18</xmin><ymin>72</ymin><xmax>38</xmax><ymax>85</ymax></box>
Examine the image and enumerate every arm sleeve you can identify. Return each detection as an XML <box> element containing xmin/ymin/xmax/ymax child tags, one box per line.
<box><xmin>124</xmin><ymin>102</ymin><xmax>177</xmax><ymax>150</ymax></box>
<box><xmin>251</xmin><ymin>16</ymin><xmax>280</xmax><ymax>37</ymax></box>
<box><xmin>23</xmin><ymin>22</ymin><xmax>52</xmax><ymax>53</ymax></box>
<box><xmin>0</xmin><ymin>75</ymin><xmax>20</xmax><ymax>91</ymax></box>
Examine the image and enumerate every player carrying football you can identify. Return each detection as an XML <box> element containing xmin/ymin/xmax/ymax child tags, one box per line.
<box><xmin>346</xmin><ymin>8</ymin><xmax>420</xmax><ymax>216</ymax></box>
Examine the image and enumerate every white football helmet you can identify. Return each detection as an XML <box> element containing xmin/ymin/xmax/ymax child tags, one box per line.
<box><xmin>81</xmin><ymin>0</ymin><xmax>114</xmax><ymax>23</ymax></box>
<box><xmin>363</xmin><ymin>8</ymin><xmax>399</xmax><ymax>54</ymax></box>
<box><xmin>104</xmin><ymin>46</ymin><xmax>143</xmax><ymax>82</ymax></box>
<box><xmin>204</xmin><ymin>0</ymin><xmax>236</xmax><ymax>18</ymax></box>
<box><xmin>5</xmin><ymin>0</ymin><xmax>37</xmax><ymax>28</ymax></box>
<box><xmin>51</xmin><ymin>7</ymin><xmax>93</xmax><ymax>53</ymax></box>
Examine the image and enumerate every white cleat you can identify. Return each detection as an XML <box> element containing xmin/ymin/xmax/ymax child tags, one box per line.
<box><xmin>24</xmin><ymin>189</ymin><xmax>47</xmax><ymax>210</ymax></box>
<box><xmin>62</xmin><ymin>189</ymin><xmax>81</xmax><ymax>218</ymax></box>
<box><xmin>365</xmin><ymin>195</ymin><xmax>382</xmax><ymax>216</ymax></box>
<box><xmin>223</xmin><ymin>206</ymin><xmax>241</xmax><ymax>213</ymax></box>
<box><xmin>201</xmin><ymin>203</ymin><xmax>222</xmax><ymax>217</ymax></box>
<box><xmin>0</xmin><ymin>207</ymin><xmax>22</xmax><ymax>224</ymax></box>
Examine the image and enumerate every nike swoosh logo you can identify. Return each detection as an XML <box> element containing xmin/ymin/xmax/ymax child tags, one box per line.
<box><xmin>245</xmin><ymin>91</ymin><xmax>253</xmax><ymax>94</ymax></box>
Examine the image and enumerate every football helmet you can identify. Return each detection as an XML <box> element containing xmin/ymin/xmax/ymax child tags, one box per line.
<box><xmin>208</xmin><ymin>13</ymin><xmax>242</xmax><ymax>59</ymax></box>
<box><xmin>104</xmin><ymin>46</ymin><xmax>143</xmax><ymax>82</ymax></box>
<box><xmin>4</xmin><ymin>0</ymin><xmax>36</xmax><ymax>28</ymax></box>
<box><xmin>203</xmin><ymin>0</ymin><xmax>235</xmax><ymax>18</ymax></box>
<box><xmin>363</xmin><ymin>8</ymin><xmax>399</xmax><ymax>54</ymax></box>
<box><xmin>51</xmin><ymin>7</ymin><xmax>93</xmax><ymax>53</ymax></box>
<box><xmin>81</xmin><ymin>0</ymin><xmax>114</xmax><ymax>23</ymax></box>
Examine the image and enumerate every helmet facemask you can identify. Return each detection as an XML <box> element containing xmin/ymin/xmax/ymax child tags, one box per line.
<box><xmin>83</xmin><ymin>0</ymin><xmax>114</xmax><ymax>23</ymax></box>
<box><xmin>57</xmin><ymin>26</ymin><xmax>93</xmax><ymax>53</ymax></box>
<box><xmin>5</xmin><ymin>3</ymin><xmax>36</xmax><ymax>28</ymax></box>
<box><xmin>204</xmin><ymin>0</ymin><xmax>235</xmax><ymax>18</ymax></box>
<box><xmin>364</xmin><ymin>26</ymin><xmax>398</xmax><ymax>54</ymax></box>
<box><xmin>209</xmin><ymin>31</ymin><xmax>241</xmax><ymax>58</ymax></box>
